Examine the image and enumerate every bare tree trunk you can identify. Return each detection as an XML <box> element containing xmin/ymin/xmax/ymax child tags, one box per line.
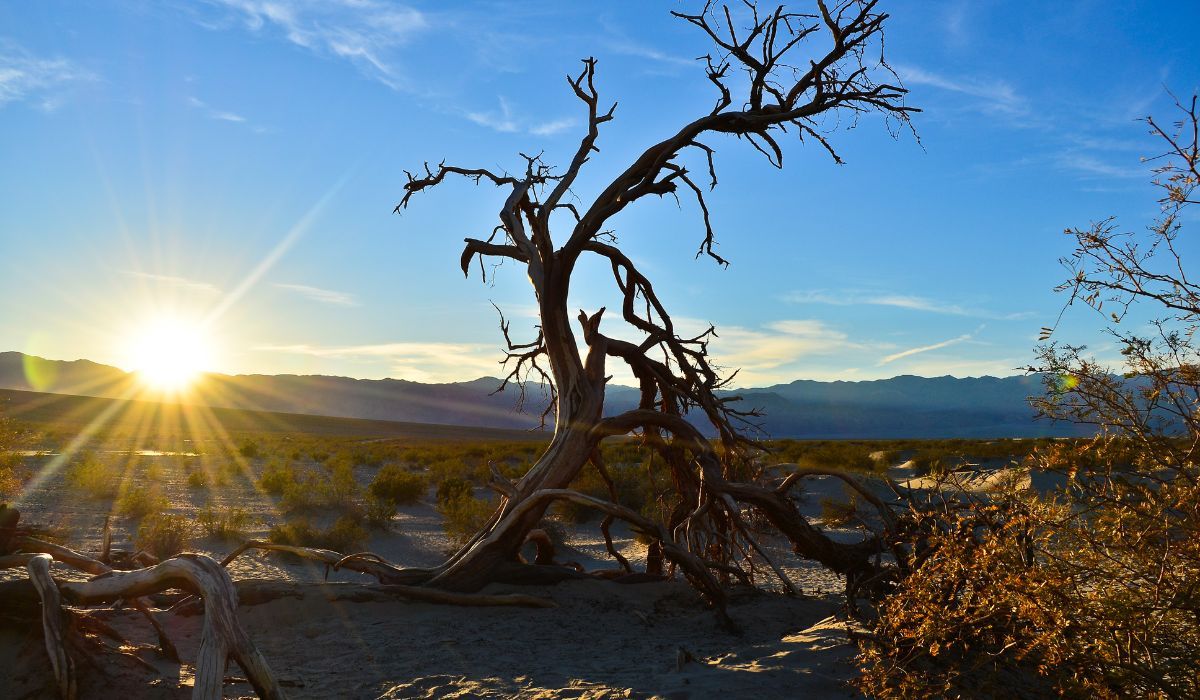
<box><xmin>432</xmin><ymin>302</ymin><xmax>606</xmax><ymax>590</ymax></box>
<box><xmin>391</xmin><ymin>0</ymin><xmax>916</xmax><ymax>599</ymax></box>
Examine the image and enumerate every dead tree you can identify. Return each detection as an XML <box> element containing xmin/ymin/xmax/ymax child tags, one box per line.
<box><xmin>392</xmin><ymin>1</ymin><xmax>916</xmax><ymax>597</ymax></box>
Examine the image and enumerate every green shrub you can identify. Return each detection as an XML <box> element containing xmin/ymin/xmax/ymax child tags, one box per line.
<box><xmin>66</xmin><ymin>452</ymin><xmax>120</xmax><ymax>499</ymax></box>
<box><xmin>259</xmin><ymin>460</ymin><xmax>297</xmax><ymax>496</ymax></box>
<box><xmin>324</xmin><ymin>516</ymin><xmax>368</xmax><ymax>552</ymax></box>
<box><xmin>437</xmin><ymin>491</ymin><xmax>496</xmax><ymax>547</ymax></box>
<box><xmin>237</xmin><ymin>439</ymin><xmax>260</xmax><ymax>459</ymax></box>
<box><xmin>369</xmin><ymin>464</ymin><xmax>426</xmax><ymax>505</ymax></box>
<box><xmin>268</xmin><ymin>515</ymin><xmax>367</xmax><ymax>553</ymax></box>
<box><xmin>267</xmin><ymin>518</ymin><xmax>320</xmax><ymax>548</ymax></box>
<box><xmin>136</xmin><ymin>513</ymin><xmax>191</xmax><ymax>559</ymax></box>
<box><xmin>116</xmin><ymin>486</ymin><xmax>168</xmax><ymax>519</ymax></box>
<box><xmin>435</xmin><ymin>477</ymin><xmax>474</xmax><ymax>507</ymax></box>
<box><xmin>365</xmin><ymin>496</ymin><xmax>397</xmax><ymax>529</ymax></box>
<box><xmin>186</xmin><ymin>469</ymin><xmax>208</xmax><ymax>489</ymax></box>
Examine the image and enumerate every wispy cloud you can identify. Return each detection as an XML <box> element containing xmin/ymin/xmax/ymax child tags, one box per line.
<box><xmin>878</xmin><ymin>326</ymin><xmax>983</xmax><ymax>366</ymax></box>
<box><xmin>671</xmin><ymin>318</ymin><xmax>867</xmax><ymax>386</ymax></box>
<box><xmin>187</xmin><ymin>95</ymin><xmax>250</xmax><ymax>124</ymax></box>
<box><xmin>121</xmin><ymin>271</ymin><xmax>221</xmax><ymax>296</ymax></box>
<box><xmin>258</xmin><ymin>341</ymin><xmax>499</xmax><ymax>382</ymax></box>
<box><xmin>1054</xmin><ymin>152</ymin><xmax>1145</xmax><ymax>180</ymax></box>
<box><xmin>201</xmin><ymin>0</ymin><xmax>429</xmax><ymax>90</ymax></box>
<box><xmin>605</xmin><ymin>38</ymin><xmax>694</xmax><ymax>68</ymax></box>
<box><xmin>784</xmin><ymin>289</ymin><xmax>1032</xmax><ymax>321</ymax></box>
<box><xmin>0</xmin><ymin>40</ymin><xmax>94</xmax><ymax>110</ymax></box>
<box><xmin>467</xmin><ymin>96</ymin><xmax>576</xmax><ymax>136</ymax></box>
<box><xmin>896</xmin><ymin>64</ymin><xmax>1027</xmax><ymax>117</ymax></box>
<box><xmin>275</xmin><ymin>282</ymin><xmax>358</xmax><ymax>306</ymax></box>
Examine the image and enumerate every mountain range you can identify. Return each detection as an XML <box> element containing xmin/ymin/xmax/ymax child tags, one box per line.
<box><xmin>0</xmin><ymin>351</ymin><xmax>1087</xmax><ymax>439</ymax></box>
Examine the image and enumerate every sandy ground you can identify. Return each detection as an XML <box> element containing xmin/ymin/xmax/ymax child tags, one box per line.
<box><xmin>2</xmin><ymin>449</ymin><xmax>875</xmax><ymax>699</ymax></box>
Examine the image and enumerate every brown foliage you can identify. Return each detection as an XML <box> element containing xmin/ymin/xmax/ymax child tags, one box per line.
<box><xmin>860</xmin><ymin>95</ymin><xmax>1200</xmax><ymax>699</ymax></box>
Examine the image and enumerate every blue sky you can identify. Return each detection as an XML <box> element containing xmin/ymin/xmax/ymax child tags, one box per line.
<box><xmin>1</xmin><ymin>1</ymin><xmax>1197</xmax><ymax>387</ymax></box>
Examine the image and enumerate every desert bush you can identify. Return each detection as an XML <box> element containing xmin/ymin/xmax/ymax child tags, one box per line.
<box><xmin>0</xmin><ymin>452</ymin><xmax>26</xmax><ymax>498</ymax></box>
<box><xmin>136</xmin><ymin>513</ymin><xmax>191</xmax><ymax>560</ymax></box>
<box><xmin>324</xmin><ymin>515</ymin><xmax>369</xmax><ymax>551</ymax></box>
<box><xmin>186</xmin><ymin>469</ymin><xmax>209</xmax><ymax>489</ymax></box>
<box><xmin>364</xmin><ymin>496</ymin><xmax>397</xmax><ymax>529</ymax></box>
<box><xmin>437</xmin><ymin>490</ymin><xmax>496</xmax><ymax>547</ymax></box>
<box><xmin>116</xmin><ymin>485</ymin><xmax>168</xmax><ymax>519</ymax></box>
<box><xmin>369</xmin><ymin>465</ymin><xmax>427</xmax><ymax>505</ymax></box>
<box><xmin>198</xmin><ymin>505</ymin><xmax>251</xmax><ymax>540</ymax></box>
<box><xmin>909</xmin><ymin>452</ymin><xmax>946</xmax><ymax>476</ymax></box>
<box><xmin>435</xmin><ymin>476</ymin><xmax>474</xmax><ymax>506</ymax></box>
<box><xmin>66</xmin><ymin>452</ymin><xmax>120</xmax><ymax>499</ymax></box>
<box><xmin>818</xmin><ymin>494</ymin><xmax>858</xmax><ymax>527</ymax></box>
<box><xmin>556</xmin><ymin>461</ymin><xmax>659</xmax><ymax>524</ymax></box>
<box><xmin>237</xmin><ymin>439</ymin><xmax>260</xmax><ymax>459</ymax></box>
<box><xmin>268</xmin><ymin>515</ymin><xmax>367</xmax><ymax>552</ymax></box>
<box><xmin>258</xmin><ymin>459</ymin><xmax>297</xmax><ymax>496</ymax></box>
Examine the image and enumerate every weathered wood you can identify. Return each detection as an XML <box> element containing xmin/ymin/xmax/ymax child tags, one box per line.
<box><xmin>28</xmin><ymin>553</ymin><xmax>76</xmax><ymax>700</ymax></box>
<box><xmin>48</xmin><ymin>554</ymin><xmax>286</xmax><ymax>700</ymax></box>
<box><xmin>221</xmin><ymin>541</ymin><xmax>556</xmax><ymax>608</ymax></box>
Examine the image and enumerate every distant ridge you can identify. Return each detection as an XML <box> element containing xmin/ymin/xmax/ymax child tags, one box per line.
<box><xmin>0</xmin><ymin>351</ymin><xmax>1085</xmax><ymax>439</ymax></box>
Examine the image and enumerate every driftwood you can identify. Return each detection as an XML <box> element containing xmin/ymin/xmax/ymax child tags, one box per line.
<box><xmin>1</xmin><ymin>531</ymin><xmax>285</xmax><ymax>700</ymax></box>
<box><xmin>220</xmin><ymin>540</ymin><xmax>556</xmax><ymax>608</ymax></box>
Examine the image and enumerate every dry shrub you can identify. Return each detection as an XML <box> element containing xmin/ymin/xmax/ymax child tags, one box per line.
<box><xmin>116</xmin><ymin>485</ymin><xmax>168</xmax><ymax>519</ymax></box>
<box><xmin>364</xmin><ymin>496</ymin><xmax>397</xmax><ymax>529</ymax></box>
<box><xmin>136</xmin><ymin>513</ymin><xmax>191</xmax><ymax>560</ymax></box>
<box><xmin>860</xmin><ymin>96</ymin><xmax>1200</xmax><ymax>700</ymax></box>
<box><xmin>437</xmin><ymin>489</ymin><xmax>496</xmax><ymax>547</ymax></box>
<box><xmin>67</xmin><ymin>452</ymin><xmax>120</xmax><ymax>499</ymax></box>
<box><xmin>198</xmin><ymin>505</ymin><xmax>252</xmax><ymax>540</ymax></box>
<box><xmin>0</xmin><ymin>453</ymin><xmax>26</xmax><ymax>498</ymax></box>
<box><xmin>860</xmin><ymin>465</ymin><xmax>1200</xmax><ymax>699</ymax></box>
<box><xmin>268</xmin><ymin>515</ymin><xmax>367</xmax><ymax>553</ymax></box>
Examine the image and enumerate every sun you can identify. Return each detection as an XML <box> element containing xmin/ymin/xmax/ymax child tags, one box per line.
<box><xmin>126</xmin><ymin>317</ymin><xmax>214</xmax><ymax>393</ymax></box>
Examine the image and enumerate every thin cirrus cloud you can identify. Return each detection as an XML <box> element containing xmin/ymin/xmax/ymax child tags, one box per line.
<box><xmin>258</xmin><ymin>341</ymin><xmax>499</xmax><ymax>383</ymax></box>
<box><xmin>187</xmin><ymin>95</ymin><xmax>249</xmax><ymax>124</ymax></box>
<box><xmin>274</xmin><ymin>283</ymin><xmax>358</xmax><ymax>307</ymax></box>
<box><xmin>878</xmin><ymin>326</ymin><xmax>983</xmax><ymax>366</ymax></box>
<box><xmin>895</xmin><ymin>64</ymin><xmax>1028</xmax><ymax>117</ymax></box>
<box><xmin>466</xmin><ymin>96</ymin><xmax>576</xmax><ymax>136</ymax></box>
<box><xmin>784</xmin><ymin>289</ymin><xmax>1032</xmax><ymax>321</ymax></box>
<box><xmin>0</xmin><ymin>40</ymin><xmax>94</xmax><ymax>110</ymax></box>
<box><xmin>199</xmin><ymin>0</ymin><xmax>429</xmax><ymax>90</ymax></box>
<box><xmin>121</xmin><ymin>270</ymin><xmax>221</xmax><ymax>297</ymax></box>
